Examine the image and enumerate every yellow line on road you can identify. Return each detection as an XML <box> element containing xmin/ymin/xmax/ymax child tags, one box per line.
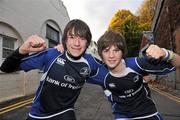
<box><xmin>0</xmin><ymin>86</ymin><xmax>179</xmax><ymax>115</ymax></box>
<box><xmin>0</xmin><ymin>98</ymin><xmax>33</xmax><ymax>115</ymax></box>
<box><xmin>150</xmin><ymin>85</ymin><xmax>180</xmax><ymax>103</ymax></box>
<box><xmin>0</xmin><ymin>98</ymin><xmax>33</xmax><ymax>111</ymax></box>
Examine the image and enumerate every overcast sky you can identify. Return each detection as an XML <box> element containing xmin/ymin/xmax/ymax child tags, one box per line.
<box><xmin>62</xmin><ymin>0</ymin><xmax>144</xmax><ymax>42</ymax></box>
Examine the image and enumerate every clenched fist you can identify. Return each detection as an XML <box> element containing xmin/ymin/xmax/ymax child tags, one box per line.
<box><xmin>19</xmin><ymin>35</ymin><xmax>46</xmax><ymax>54</ymax></box>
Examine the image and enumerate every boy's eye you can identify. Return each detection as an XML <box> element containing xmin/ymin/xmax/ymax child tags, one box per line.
<box><xmin>68</xmin><ymin>35</ymin><xmax>75</xmax><ymax>39</ymax></box>
<box><xmin>114</xmin><ymin>49</ymin><xmax>120</xmax><ymax>52</ymax></box>
<box><xmin>103</xmin><ymin>48</ymin><xmax>110</xmax><ymax>52</ymax></box>
<box><xmin>81</xmin><ymin>37</ymin><xmax>86</xmax><ymax>40</ymax></box>
<box><xmin>68</xmin><ymin>35</ymin><xmax>85</xmax><ymax>40</ymax></box>
<box><xmin>103</xmin><ymin>50</ymin><xmax>108</xmax><ymax>52</ymax></box>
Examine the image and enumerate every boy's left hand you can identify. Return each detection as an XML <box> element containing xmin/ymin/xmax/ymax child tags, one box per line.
<box><xmin>54</xmin><ymin>44</ymin><xmax>64</xmax><ymax>53</ymax></box>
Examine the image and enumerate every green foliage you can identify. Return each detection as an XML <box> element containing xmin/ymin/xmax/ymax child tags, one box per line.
<box><xmin>108</xmin><ymin>9</ymin><xmax>142</xmax><ymax>56</ymax></box>
<box><xmin>108</xmin><ymin>0</ymin><xmax>157</xmax><ymax>56</ymax></box>
<box><xmin>109</xmin><ymin>9</ymin><xmax>133</xmax><ymax>32</ymax></box>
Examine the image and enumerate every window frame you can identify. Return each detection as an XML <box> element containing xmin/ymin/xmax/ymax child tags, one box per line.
<box><xmin>46</xmin><ymin>24</ymin><xmax>60</xmax><ymax>48</ymax></box>
<box><xmin>0</xmin><ymin>34</ymin><xmax>17</xmax><ymax>58</ymax></box>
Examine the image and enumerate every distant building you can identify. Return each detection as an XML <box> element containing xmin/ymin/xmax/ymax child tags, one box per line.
<box><xmin>86</xmin><ymin>41</ymin><xmax>101</xmax><ymax>60</ymax></box>
<box><xmin>0</xmin><ymin>0</ymin><xmax>70</xmax><ymax>102</ymax></box>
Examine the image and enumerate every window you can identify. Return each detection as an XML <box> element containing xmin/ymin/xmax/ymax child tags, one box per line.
<box><xmin>46</xmin><ymin>24</ymin><xmax>59</xmax><ymax>48</ymax></box>
<box><xmin>1</xmin><ymin>35</ymin><xmax>16</xmax><ymax>58</ymax></box>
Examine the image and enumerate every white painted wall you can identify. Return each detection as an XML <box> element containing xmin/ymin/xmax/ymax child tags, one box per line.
<box><xmin>0</xmin><ymin>0</ymin><xmax>70</xmax><ymax>102</ymax></box>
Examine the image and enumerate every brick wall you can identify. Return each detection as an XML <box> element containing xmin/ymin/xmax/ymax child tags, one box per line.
<box><xmin>154</xmin><ymin>0</ymin><xmax>180</xmax><ymax>50</ymax></box>
<box><xmin>153</xmin><ymin>0</ymin><xmax>180</xmax><ymax>90</ymax></box>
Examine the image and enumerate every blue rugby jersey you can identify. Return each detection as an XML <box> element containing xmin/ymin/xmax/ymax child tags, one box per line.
<box><xmin>89</xmin><ymin>57</ymin><xmax>175</xmax><ymax>119</ymax></box>
<box><xmin>1</xmin><ymin>48</ymin><xmax>101</xmax><ymax>119</ymax></box>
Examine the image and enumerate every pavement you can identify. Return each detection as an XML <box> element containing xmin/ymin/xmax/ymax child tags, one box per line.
<box><xmin>0</xmin><ymin>80</ymin><xmax>179</xmax><ymax>120</ymax></box>
<box><xmin>75</xmin><ymin>81</ymin><xmax>180</xmax><ymax>120</ymax></box>
<box><xmin>75</xmin><ymin>84</ymin><xmax>114</xmax><ymax>120</ymax></box>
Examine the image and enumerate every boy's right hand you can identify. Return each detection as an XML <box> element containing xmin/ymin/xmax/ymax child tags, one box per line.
<box><xmin>19</xmin><ymin>35</ymin><xmax>46</xmax><ymax>54</ymax></box>
<box><xmin>146</xmin><ymin>44</ymin><xmax>166</xmax><ymax>59</ymax></box>
<box><xmin>142</xmin><ymin>44</ymin><xmax>164</xmax><ymax>64</ymax></box>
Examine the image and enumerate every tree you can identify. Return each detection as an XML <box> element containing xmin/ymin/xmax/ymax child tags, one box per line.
<box><xmin>108</xmin><ymin>0</ymin><xmax>157</xmax><ymax>56</ymax></box>
<box><xmin>137</xmin><ymin>0</ymin><xmax>158</xmax><ymax>30</ymax></box>
<box><xmin>108</xmin><ymin>9</ymin><xmax>142</xmax><ymax>56</ymax></box>
<box><xmin>109</xmin><ymin>9</ymin><xmax>133</xmax><ymax>32</ymax></box>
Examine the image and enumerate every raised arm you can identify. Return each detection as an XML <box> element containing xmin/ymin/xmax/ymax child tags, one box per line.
<box><xmin>19</xmin><ymin>35</ymin><xmax>46</xmax><ymax>54</ymax></box>
<box><xmin>0</xmin><ymin>35</ymin><xmax>46</xmax><ymax>73</ymax></box>
<box><xmin>145</xmin><ymin>44</ymin><xmax>180</xmax><ymax>67</ymax></box>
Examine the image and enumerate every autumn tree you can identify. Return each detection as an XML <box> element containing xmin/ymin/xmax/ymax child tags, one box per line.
<box><xmin>137</xmin><ymin>0</ymin><xmax>158</xmax><ymax>30</ymax></box>
<box><xmin>108</xmin><ymin>9</ymin><xmax>142</xmax><ymax>56</ymax></box>
<box><xmin>108</xmin><ymin>9</ymin><xmax>133</xmax><ymax>32</ymax></box>
<box><xmin>107</xmin><ymin>0</ymin><xmax>158</xmax><ymax>56</ymax></box>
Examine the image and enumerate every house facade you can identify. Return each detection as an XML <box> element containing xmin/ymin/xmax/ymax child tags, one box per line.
<box><xmin>0</xmin><ymin>0</ymin><xmax>70</xmax><ymax>102</ymax></box>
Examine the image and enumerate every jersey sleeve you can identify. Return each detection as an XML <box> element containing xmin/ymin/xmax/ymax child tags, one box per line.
<box><xmin>20</xmin><ymin>48</ymin><xmax>59</xmax><ymax>72</ymax></box>
<box><xmin>126</xmin><ymin>57</ymin><xmax>175</xmax><ymax>75</ymax></box>
<box><xmin>87</xmin><ymin>64</ymin><xmax>108</xmax><ymax>86</ymax></box>
<box><xmin>0</xmin><ymin>48</ymin><xmax>28</xmax><ymax>73</ymax></box>
<box><xmin>84</xmin><ymin>54</ymin><xmax>103</xmax><ymax>77</ymax></box>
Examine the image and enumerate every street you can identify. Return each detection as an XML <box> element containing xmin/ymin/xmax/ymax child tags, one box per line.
<box><xmin>151</xmin><ymin>87</ymin><xmax>180</xmax><ymax>120</ymax></box>
<box><xmin>0</xmin><ymin>84</ymin><xmax>180</xmax><ymax>120</ymax></box>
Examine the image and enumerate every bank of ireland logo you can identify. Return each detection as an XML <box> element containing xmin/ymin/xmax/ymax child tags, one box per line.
<box><xmin>80</xmin><ymin>67</ymin><xmax>90</xmax><ymax>76</ymax></box>
<box><xmin>64</xmin><ymin>75</ymin><xmax>75</xmax><ymax>83</ymax></box>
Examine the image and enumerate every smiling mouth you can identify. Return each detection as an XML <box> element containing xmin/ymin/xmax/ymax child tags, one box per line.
<box><xmin>108</xmin><ymin>60</ymin><xmax>116</xmax><ymax>62</ymax></box>
<box><xmin>72</xmin><ymin>47</ymin><xmax>81</xmax><ymax>50</ymax></box>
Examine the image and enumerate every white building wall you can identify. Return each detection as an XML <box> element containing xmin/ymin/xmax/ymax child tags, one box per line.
<box><xmin>0</xmin><ymin>0</ymin><xmax>70</xmax><ymax>103</ymax></box>
<box><xmin>0</xmin><ymin>0</ymin><xmax>69</xmax><ymax>40</ymax></box>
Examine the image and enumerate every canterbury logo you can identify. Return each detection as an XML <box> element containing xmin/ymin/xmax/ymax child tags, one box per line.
<box><xmin>56</xmin><ymin>58</ymin><xmax>65</xmax><ymax>65</ymax></box>
<box><xmin>109</xmin><ymin>83</ymin><xmax>116</xmax><ymax>88</ymax></box>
